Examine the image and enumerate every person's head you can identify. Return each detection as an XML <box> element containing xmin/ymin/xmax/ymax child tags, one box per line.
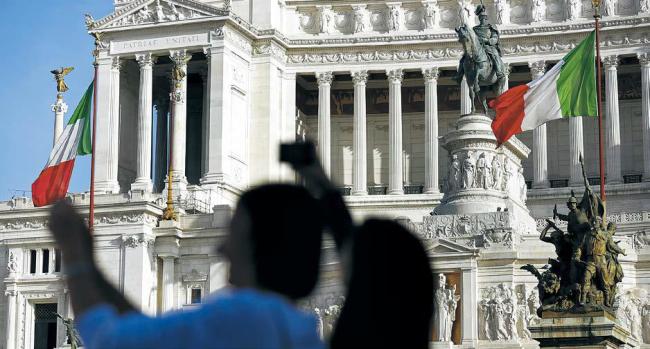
<box><xmin>220</xmin><ymin>184</ymin><xmax>324</xmax><ymax>300</ymax></box>
<box><xmin>330</xmin><ymin>219</ymin><xmax>433</xmax><ymax>349</ymax></box>
<box><xmin>438</xmin><ymin>273</ymin><xmax>446</xmax><ymax>287</ymax></box>
<box><xmin>567</xmin><ymin>196</ymin><xmax>578</xmax><ymax>211</ymax></box>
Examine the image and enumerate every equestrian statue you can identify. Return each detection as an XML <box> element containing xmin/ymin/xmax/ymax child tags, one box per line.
<box><xmin>455</xmin><ymin>4</ymin><xmax>507</xmax><ymax>115</ymax></box>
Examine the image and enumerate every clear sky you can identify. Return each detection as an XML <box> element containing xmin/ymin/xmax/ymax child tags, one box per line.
<box><xmin>0</xmin><ymin>1</ymin><xmax>114</xmax><ymax>200</ymax></box>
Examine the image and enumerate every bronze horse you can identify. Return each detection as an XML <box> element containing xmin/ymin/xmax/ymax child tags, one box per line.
<box><xmin>455</xmin><ymin>25</ymin><xmax>506</xmax><ymax>115</ymax></box>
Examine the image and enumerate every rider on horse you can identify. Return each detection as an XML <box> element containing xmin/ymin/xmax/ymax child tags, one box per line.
<box><xmin>456</xmin><ymin>5</ymin><xmax>505</xmax><ymax>83</ymax></box>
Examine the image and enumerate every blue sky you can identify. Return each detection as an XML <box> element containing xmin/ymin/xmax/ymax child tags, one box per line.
<box><xmin>0</xmin><ymin>1</ymin><xmax>114</xmax><ymax>200</ymax></box>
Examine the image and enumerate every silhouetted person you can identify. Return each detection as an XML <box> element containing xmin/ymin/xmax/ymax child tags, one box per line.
<box><xmin>282</xmin><ymin>141</ymin><xmax>434</xmax><ymax>348</ymax></box>
<box><xmin>48</xmin><ymin>184</ymin><xmax>325</xmax><ymax>349</ymax></box>
<box><xmin>329</xmin><ymin>219</ymin><xmax>434</xmax><ymax>348</ymax></box>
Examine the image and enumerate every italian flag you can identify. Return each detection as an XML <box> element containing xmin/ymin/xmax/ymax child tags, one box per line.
<box><xmin>32</xmin><ymin>83</ymin><xmax>93</xmax><ymax>207</ymax></box>
<box><xmin>489</xmin><ymin>31</ymin><xmax>597</xmax><ymax>146</ymax></box>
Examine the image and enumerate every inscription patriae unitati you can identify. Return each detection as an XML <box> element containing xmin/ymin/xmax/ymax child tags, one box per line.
<box><xmin>111</xmin><ymin>33</ymin><xmax>209</xmax><ymax>54</ymax></box>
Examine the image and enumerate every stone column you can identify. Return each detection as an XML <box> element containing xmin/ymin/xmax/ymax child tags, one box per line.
<box><xmin>169</xmin><ymin>50</ymin><xmax>191</xmax><ymax>187</ymax></box>
<box><xmin>529</xmin><ymin>61</ymin><xmax>549</xmax><ymax>188</ymax></box>
<box><xmin>568</xmin><ymin>117</ymin><xmax>584</xmax><ymax>186</ymax></box>
<box><xmin>316</xmin><ymin>72</ymin><xmax>333</xmax><ymax>177</ymax></box>
<box><xmin>280</xmin><ymin>72</ymin><xmax>298</xmax><ymax>182</ymax></box>
<box><xmin>200</xmin><ymin>46</ymin><xmax>227</xmax><ymax>187</ymax></box>
<box><xmin>132</xmin><ymin>53</ymin><xmax>156</xmax><ymax>192</ymax></box>
<box><xmin>461</xmin><ymin>267</ymin><xmax>478</xmax><ymax>347</ymax></box>
<box><xmin>639</xmin><ymin>52</ymin><xmax>650</xmax><ymax>182</ymax></box>
<box><xmin>501</xmin><ymin>62</ymin><xmax>511</xmax><ymax>95</ymax></box>
<box><xmin>200</xmin><ymin>69</ymin><xmax>209</xmax><ymax>179</ymax></box>
<box><xmin>5</xmin><ymin>290</ymin><xmax>16</xmax><ymax>349</ymax></box>
<box><xmin>351</xmin><ymin>70</ymin><xmax>368</xmax><ymax>195</ymax></box>
<box><xmin>107</xmin><ymin>57</ymin><xmax>122</xmax><ymax>193</ymax></box>
<box><xmin>154</xmin><ymin>99</ymin><xmax>169</xmax><ymax>192</ymax></box>
<box><xmin>51</xmin><ymin>96</ymin><xmax>68</xmax><ymax>146</ymax></box>
<box><xmin>422</xmin><ymin>67</ymin><xmax>440</xmax><ymax>194</ymax></box>
<box><xmin>161</xmin><ymin>256</ymin><xmax>175</xmax><ymax>312</ymax></box>
<box><xmin>460</xmin><ymin>76</ymin><xmax>472</xmax><ymax>115</ymax></box>
<box><xmin>387</xmin><ymin>69</ymin><xmax>404</xmax><ymax>195</ymax></box>
<box><xmin>94</xmin><ymin>53</ymin><xmax>121</xmax><ymax>193</ymax></box>
<box><xmin>603</xmin><ymin>55</ymin><xmax>622</xmax><ymax>184</ymax></box>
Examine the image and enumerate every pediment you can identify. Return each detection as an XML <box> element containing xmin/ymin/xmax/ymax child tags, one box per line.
<box><xmin>90</xmin><ymin>0</ymin><xmax>228</xmax><ymax>30</ymax></box>
<box><xmin>422</xmin><ymin>238</ymin><xmax>479</xmax><ymax>257</ymax></box>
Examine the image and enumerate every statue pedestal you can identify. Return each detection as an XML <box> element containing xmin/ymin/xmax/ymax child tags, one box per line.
<box><xmin>417</xmin><ymin>113</ymin><xmax>536</xmax><ymax>247</ymax></box>
<box><xmin>413</xmin><ymin>113</ymin><xmax>539</xmax><ymax>347</ymax></box>
<box><xmin>529</xmin><ymin>310</ymin><xmax>638</xmax><ymax>348</ymax></box>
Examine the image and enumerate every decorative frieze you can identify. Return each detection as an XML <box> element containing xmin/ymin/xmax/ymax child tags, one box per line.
<box><xmin>122</xmin><ymin>234</ymin><xmax>155</xmax><ymax>248</ymax></box>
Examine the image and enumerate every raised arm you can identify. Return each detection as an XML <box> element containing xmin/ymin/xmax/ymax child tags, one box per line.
<box><xmin>280</xmin><ymin>142</ymin><xmax>354</xmax><ymax>251</ymax></box>
<box><xmin>48</xmin><ymin>201</ymin><xmax>136</xmax><ymax>317</ymax></box>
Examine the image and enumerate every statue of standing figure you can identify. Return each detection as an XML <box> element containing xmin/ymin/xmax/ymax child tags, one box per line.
<box><xmin>490</xmin><ymin>155</ymin><xmax>502</xmax><ymax>190</ymax></box>
<box><xmin>475</xmin><ymin>153</ymin><xmax>490</xmax><ymax>189</ymax></box>
<box><xmin>461</xmin><ymin>154</ymin><xmax>475</xmax><ymax>189</ymax></box>
<box><xmin>449</xmin><ymin>154</ymin><xmax>462</xmax><ymax>191</ymax></box>
<box><xmin>434</xmin><ymin>274</ymin><xmax>460</xmax><ymax>342</ymax></box>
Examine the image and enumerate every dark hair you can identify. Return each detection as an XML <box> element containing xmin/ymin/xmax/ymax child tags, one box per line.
<box><xmin>237</xmin><ymin>184</ymin><xmax>324</xmax><ymax>300</ymax></box>
<box><xmin>331</xmin><ymin>219</ymin><xmax>433</xmax><ymax>348</ymax></box>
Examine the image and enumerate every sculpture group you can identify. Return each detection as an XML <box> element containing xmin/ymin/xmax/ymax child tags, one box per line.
<box><xmin>522</xmin><ymin>156</ymin><xmax>626</xmax><ymax>313</ymax></box>
<box><xmin>433</xmin><ymin>274</ymin><xmax>460</xmax><ymax>342</ymax></box>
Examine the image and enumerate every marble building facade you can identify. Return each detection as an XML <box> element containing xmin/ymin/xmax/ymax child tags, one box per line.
<box><xmin>2</xmin><ymin>0</ymin><xmax>650</xmax><ymax>347</ymax></box>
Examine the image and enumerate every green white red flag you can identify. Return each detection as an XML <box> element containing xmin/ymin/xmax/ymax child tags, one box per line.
<box><xmin>489</xmin><ymin>31</ymin><xmax>598</xmax><ymax>146</ymax></box>
<box><xmin>32</xmin><ymin>82</ymin><xmax>93</xmax><ymax>207</ymax></box>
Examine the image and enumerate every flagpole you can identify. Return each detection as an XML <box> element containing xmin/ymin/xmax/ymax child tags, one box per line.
<box><xmin>89</xmin><ymin>35</ymin><xmax>100</xmax><ymax>231</ymax></box>
<box><xmin>593</xmin><ymin>1</ymin><xmax>606</xmax><ymax>207</ymax></box>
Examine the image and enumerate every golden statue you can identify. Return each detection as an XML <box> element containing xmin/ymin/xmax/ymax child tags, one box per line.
<box><xmin>50</xmin><ymin>67</ymin><xmax>74</xmax><ymax>93</ymax></box>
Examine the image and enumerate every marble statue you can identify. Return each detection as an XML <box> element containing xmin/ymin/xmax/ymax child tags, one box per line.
<box><xmin>516</xmin><ymin>286</ymin><xmax>533</xmax><ymax>340</ymax></box>
<box><xmin>461</xmin><ymin>154</ymin><xmax>475</xmax><ymax>189</ymax></box>
<box><xmin>480</xmin><ymin>284</ymin><xmax>518</xmax><ymax>340</ymax></box>
<box><xmin>601</xmin><ymin>0</ymin><xmax>616</xmax><ymax>16</ymax></box>
<box><xmin>458</xmin><ymin>0</ymin><xmax>474</xmax><ymax>26</ymax></box>
<box><xmin>518</xmin><ymin>167</ymin><xmax>527</xmax><ymax>203</ymax></box>
<box><xmin>7</xmin><ymin>251</ymin><xmax>18</xmax><ymax>274</ymax></box>
<box><xmin>50</xmin><ymin>67</ymin><xmax>74</xmax><ymax>94</ymax></box>
<box><xmin>449</xmin><ymin>154</ymin><xmax>461</xmax><ymax>190</ymax></box>
<box><xmin>388</xmin><ymin>5</ymin><xmax>402</xmax><ymax>31</ymax></box>
<box><xmin>641</xmin><ymin>0</ymin><xmax>650</xmax><ymax>13</ymax></box>
<box><xmin>352</xmin><ymin>6</ymin><xmax>369</xmax><ymax>33</ymax></box>
<box><xmin>314</xmin><ymin>308</ymin><xmax>324</xmax><ymax>339</ymax></box>
<box><xmin>455</xmin><ymin>5</ymin><xmax>507</xmax><ymax>113</ymax></box>
<box><xmin>154</xmin><ymin>0</ymin><xmax>166</xmax><ymax>22</ymax></box>
<box><xmin>566</xmin><ymin>0</ymin><xmax>581</xmax><ymax>21</ymax></box>
<box><xmin>434</xmin><ymin>274</ymin><xmax>460</xmax><ymax>342</ymax></box>
<box><xmin>168</xmin><ymin>1</ymin><xmax>185</xmax><ymax>20</ymax></box>
<box><xmin>475</xmin><ymin>153</ymin><xmax>490</xmax><ymax>189</ymax></box>
<box><xmin>423</xmin><ymin>1</ymin><xmax>440</xmax><ymax>29</ymax></box>
<box><xmin>84</xmin><ymin>13</ymin><xmax>96</xmax><ymax>30</ymax></box>
<box><xmin>319</xmin><ymin>7</ymin><xmax>335</xmax><ymax>34</ymax></box>
<box><xmin>491</xmin><ymin>155</ymin><xmax>502</xmax><ymax>190</ymax></box>
<box><xmin>495</xmin><ymin>0</ymin><xmax>511</xmax><ymax>25</ymax></box>
<box><xmin>56</xmin><ymin>313</ymin><xmax>82</xmax><ymax>349</ymax></box>
<box><xmin>531</xmin><ymin>0</ymin><xmax>546</xmax><ymax>22</ymax></box>
<box><xmin>522</xmin><ymin>156</ymin><xmax>626</xmax><ymax>313</ymax></box>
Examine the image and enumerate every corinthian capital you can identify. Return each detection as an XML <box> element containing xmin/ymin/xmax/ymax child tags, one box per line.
<box><xmin>421</xmin><ymin>67</ymin><xmax>440</xmax><ymax>81</ymax></box>
<box><xmin>316</xmin><ymin>71</ymin><xmax>333</xmax><ymax>86</ymax></box>
<box><xmin>602</xmin><ymin>55</ymin><xmax>619</xmax><ymax>68</ymax></box>
<box><xmin>637</xmin><ymin>52</ymin><xmax>650</xmax><ymax>66</ymax></box>
<box><xmin>169</xmin><ymin>49</ymin><xmax>191</xmax><ymax>68</ymax></box>
<box><xmin>135</xmin><ymin>53</ymin><xmax>157</xmax><ymax>68</ymax></box>
<box><xmin>351</xmin><ymin>70</ymin><xmax>369</xmax><ymax>85</ymax></box>
<box><xmin>386</xmin><ymin>69</ymin><xmax>404</xmax><ymax>83</ymax></box>
<box><xmin>528</xmin><ymin>60</ymin><xmax>546</xmax><ymax>78</ymax></box>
